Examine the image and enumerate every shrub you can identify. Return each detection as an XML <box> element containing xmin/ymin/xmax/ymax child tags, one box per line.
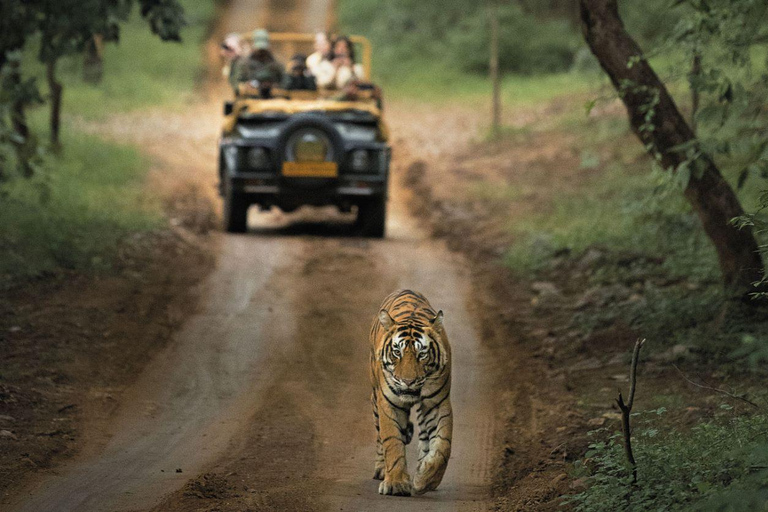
<box><xmin>568</xmin><ymin>409</ymin><xmax>768</xmax><ymax>511</ymax></box>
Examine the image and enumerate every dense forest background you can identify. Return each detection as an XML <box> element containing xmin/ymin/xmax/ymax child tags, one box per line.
<box><xmin>338</xmin><ymin>0</ymin><xmax>676</xmax><ymax>76</ymax></box>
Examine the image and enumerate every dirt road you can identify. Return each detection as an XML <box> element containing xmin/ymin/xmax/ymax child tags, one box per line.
<box><xmin>7</xmin><ymin>2</ymin><xmax>503</xmax><ymax>511</ymax></box>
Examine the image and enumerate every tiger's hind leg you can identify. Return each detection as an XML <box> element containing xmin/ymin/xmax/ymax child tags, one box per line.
<box><xmin>372</xmin><ymin>392</ymin><xmax>385</xmax><ymax>480</ymax></box>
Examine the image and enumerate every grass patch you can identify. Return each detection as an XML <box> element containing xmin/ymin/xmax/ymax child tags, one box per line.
<box><xmin>0</xmin><ymin>127</ymin><xmax>162</xmax><ymax>283</ymax></box>
<box><xmin>1</xmin><ymin>0</ymin><xmax>216</xmax><ymax>285</ymax></box>
<box><xmin>500</xmin><ymin>109</ymin><xmax>768</xmax><ymax>357</ymax></box>
<box><xmin>568</xmin><ymin>407</ymin><xmax>768</xmax><ymax>511</ymax></box>
<box><xmin>377</xmin><ymin>60</ymin><xmax>602</xmax><ymax>106</ymax></box>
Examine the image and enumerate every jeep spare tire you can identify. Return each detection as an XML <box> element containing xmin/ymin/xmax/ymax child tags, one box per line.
<box><xmin>276</xmin><ymin>114</ymin><xmax>345</xmax><ymax>190</ymax></box>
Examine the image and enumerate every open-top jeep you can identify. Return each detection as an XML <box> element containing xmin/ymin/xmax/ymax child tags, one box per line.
<box><xmin>218</xmin><ymin>33</ymin><xmax>390</xmax><ymax>237</ymax></box>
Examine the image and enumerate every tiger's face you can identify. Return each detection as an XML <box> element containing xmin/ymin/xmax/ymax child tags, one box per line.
<box><xmin>378</xmin><ymin>310</ymin><xmax>446</xmax><ymax>395</ymax></box>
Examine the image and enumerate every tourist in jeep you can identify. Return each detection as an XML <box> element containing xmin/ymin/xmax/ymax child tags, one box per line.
<box><xmin>232</xmin><ymin>29</ymin><xmax>284</xmax><ymax>97</ymax></box>
<box><xmin>328</xmin><ymin>35</ymin><xmax>364</xmax><ymax>89</ymax></box>
<box><xmin>221</xmin><ymin>32</ymin><xmax>244</xmax><ymax>87</ymax></box>
<box><xmin>306</xmin><ymin>32</ymin><xmax>335</xmax><ymax>87</ymax></box>
<box><xmin>283</xmin><ymin>54</ymin><xmax>317</xmax><ymax>91</ymax></box>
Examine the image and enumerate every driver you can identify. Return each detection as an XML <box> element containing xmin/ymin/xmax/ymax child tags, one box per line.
<box><xmin>232</xmin><ymin>29</ymin><xmax>284</xmax><ymax>97</ymax></box>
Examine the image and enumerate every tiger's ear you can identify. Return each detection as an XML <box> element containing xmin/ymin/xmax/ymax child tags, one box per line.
<box><xmin>378</xmin><ymin>309</ymin><xmax>396</xmax><ymax>330</ymax></box>
<box><xmin>431</xmin><ymin>310</ymin><xmax>444</xmax><ymax>331</ymax></box>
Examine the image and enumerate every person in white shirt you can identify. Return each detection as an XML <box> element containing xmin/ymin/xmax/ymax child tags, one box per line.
<box><xmin>306</xmin><ymin>32</ymin><xmax>335</xmax><ymax>88</ymax></box>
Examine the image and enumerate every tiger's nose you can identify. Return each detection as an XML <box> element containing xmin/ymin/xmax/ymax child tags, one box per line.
<box><xmin>401</xmin><ymin>377</ymin><xmax>417</xmax><ymax>386</ymax></box>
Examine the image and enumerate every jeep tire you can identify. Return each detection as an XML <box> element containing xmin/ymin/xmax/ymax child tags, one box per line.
<box><xmin>223</xmin><ymin>182</ymin><xmax>248</xmax><ymax>233</ymax></box>
<box><xmin>356</xmin><ymin>197</ymin><xmax>386</xmax><ymax>238</ymax></box>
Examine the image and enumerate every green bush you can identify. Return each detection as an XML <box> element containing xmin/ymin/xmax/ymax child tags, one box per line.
<box><xmin>568</xmin><ymin>409</ymin><xmax>768</xmax><ymax>511</ymax></box>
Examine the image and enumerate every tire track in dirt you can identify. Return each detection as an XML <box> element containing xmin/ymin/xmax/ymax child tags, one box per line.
<box><xmin>8</xmin><ymin>237</ymin><xmax>308</xmax><ymax>512</ymax></box>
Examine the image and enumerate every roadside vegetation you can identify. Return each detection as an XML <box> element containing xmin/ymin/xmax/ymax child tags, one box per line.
<box><xmin>341</xmin><ymin>0</ymin><xmax>768</xmax><ymax>508</ymax></box>
<box><xmin>0</xmin><ymin>0</ymin><xmax>216</xmax><ymax>286</ymax></box>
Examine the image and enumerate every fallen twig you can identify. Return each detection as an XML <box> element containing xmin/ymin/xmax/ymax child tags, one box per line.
<box><xmin>672</xmin><ymin>364</ymin><xmax>759</xmax><ymax>409</ymax></box>
<box><xmin>616</xmin><ymin>338</ymin><xmax>645</xmax><ymax>484</ymax></box>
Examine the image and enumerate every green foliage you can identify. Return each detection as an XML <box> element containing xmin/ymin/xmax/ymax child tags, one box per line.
<box><xmin>651</xmin><ymin>0</ymin><xmax>768</xmax><ymax>285</ymax></box>
<box><xmin>447</xmin><ymin>5</ymin><xmax>580</xmax><ymax>75</ymax></box>
<box><xmin>568</xmin><ymin>410</ymin><xmax>768</xmax><ymax>511</ymax></box>
<box><xmin>24</xmin><ymin>0</ymin><xmax>214</xmax><ymax>118</ymax></box>
<box><xmin>672</xmin><ymin>1</ymin><xmax>768</xmax><ymax>187</ymax></box>
<box><xmin>34</xmin><ymin>0</ymin><xmax>186</xmax><ymax>63</ymax></box>
<box><xmin>0</xmin><ymin>0</ymin><xmax>188</xmax><ymax>172</ymax></box>
<box><xmin>619</xmin><ymin>0</ymin><xmax>680</xmax><ymax>48</ymax></box>
<box><xmin>337</xmin><ymin>0</ymin><xmax>581</xmax><ymax>80</ymax></box>
<box><xmin>0</xmin><ymin>0</ymin><xmax>214</xmax><ymax>284</ymax></box>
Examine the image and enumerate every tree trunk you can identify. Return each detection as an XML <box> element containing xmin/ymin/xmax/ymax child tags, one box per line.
<box><xmin>46</xmin><ymin>59</ymin><xmax>63</xmax><ymax>151</ymax></box>
<box><xmin>489</xmin><ymin>1</ymin><xmax>501</xmax><ymax>136</ymax></box>
<box><xmin>6</xmin><ymin>58</ymin><xmax>34</xmax><ymax>178</ymax></box>
<box><xmin>579</xmin><ymin>0</ymin><xmax>764</xmax><ymax>297</ymax></box>
<box><xmin>83</xmin><ymin>34</ymin><xmax>104</xmax><ymax>84</ymax></box>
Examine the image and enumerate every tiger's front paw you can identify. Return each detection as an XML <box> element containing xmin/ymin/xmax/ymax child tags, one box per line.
<box><xmin>413</xmin><ymin>457</ymin><xmax>448</xmax><ymax>495</ymax></box>
<box><xmin>373</xmin><ymin>463</ymin><xmax>385</xmax><ymax>480</ymax></box>
<box><xmin>378</xmin><ymin>472</ymin><xmax>412</xmax><ymax>496</ymax></box>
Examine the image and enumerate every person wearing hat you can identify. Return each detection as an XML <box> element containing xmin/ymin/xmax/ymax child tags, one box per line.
<box><xmin>232</xmin><ymin>29</ymin><xmax>284</xmax><ymax>97</ymax></box>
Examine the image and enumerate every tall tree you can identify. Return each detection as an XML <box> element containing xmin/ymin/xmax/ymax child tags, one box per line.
<box><xmin>0</xmin><ymin>1</ymin><xmax>41</xmax><ymax>175</ymax></box>
<box><xmin>579</xmin><ymin>0</ymin><xmax>765</xmax><ymax>297</ymax></box>
<box><xmin>34</xmin><ymin>0</ymin><xmax>185</xmax><ymax>149</ymax></box>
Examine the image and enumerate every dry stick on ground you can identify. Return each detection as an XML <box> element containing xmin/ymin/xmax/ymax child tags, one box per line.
<box><xmin>616</xmin><ymin>338</ymin><xmax>645</xmax><ymax>484</ymax></box>
<box><xmin>672</xmin><ymin>364</ymin><xmax>759</xmax><ymax>409</ymax></box>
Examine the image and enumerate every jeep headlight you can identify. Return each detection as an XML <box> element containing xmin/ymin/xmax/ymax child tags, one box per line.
<box><xmin>287</xmin><ymin>129</ymin><xmax>332</xmax><ymax>162</ymax></box>
<box><xmin>350</xmin><ymin>149</ymin><xmax>369</xmax><ymax>172</ymax></box>
<box><xmin>246</xmin><ymin>147</ymin><xmax>270</xmax><ymax>171</ymax></box>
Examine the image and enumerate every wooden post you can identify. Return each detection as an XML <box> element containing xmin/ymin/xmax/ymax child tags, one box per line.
<box><xmin>489</xmin><ymin>1</ymin><xmax>501</xmax><ymax>136</ymax></box>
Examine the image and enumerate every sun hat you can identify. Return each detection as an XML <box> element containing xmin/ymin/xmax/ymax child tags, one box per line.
<box><xmin>252</xmin><ymin>29</ymin><xmax>270</xmax><ymax>50</ymax></box>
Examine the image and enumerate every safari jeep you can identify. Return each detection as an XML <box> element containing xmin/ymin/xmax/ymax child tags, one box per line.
<box><xmin>218</xmin><ymin>33</ymin><xmax>390</xmax><ymax>237</ymax></box>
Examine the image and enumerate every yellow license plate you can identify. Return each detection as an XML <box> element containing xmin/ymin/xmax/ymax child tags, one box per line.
<box><xmin>282</xmin><ymin>161</ymin><xmax>338</xmax><ymax>178</ymax></box>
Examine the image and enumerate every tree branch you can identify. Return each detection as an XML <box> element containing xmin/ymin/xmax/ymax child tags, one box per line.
<box><xmin>672</xmin><ymin>364</ymin><xmax>759</xmax><ymax>409</ymax></box>
<box><xmin>616</xmin><ymin>338</ymin><xmax>645</xmax><ymax>483</ymax></box>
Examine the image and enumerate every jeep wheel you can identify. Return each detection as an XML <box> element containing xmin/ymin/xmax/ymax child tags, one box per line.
<box><xmin>356</xmin><ymin>197</ymin><xmax>386</xmax><ymax>238</ymax></box>
<box><xmin>223</xmin><ymin>184</ymin><xmax>248</xmax><ymax>233</ymax></box>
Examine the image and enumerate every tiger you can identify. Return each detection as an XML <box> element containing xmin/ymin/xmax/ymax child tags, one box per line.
<box><xmin>369</xmin><ymin>289</ymin><xmax>453</xmax><ymax>496</ymax></box>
